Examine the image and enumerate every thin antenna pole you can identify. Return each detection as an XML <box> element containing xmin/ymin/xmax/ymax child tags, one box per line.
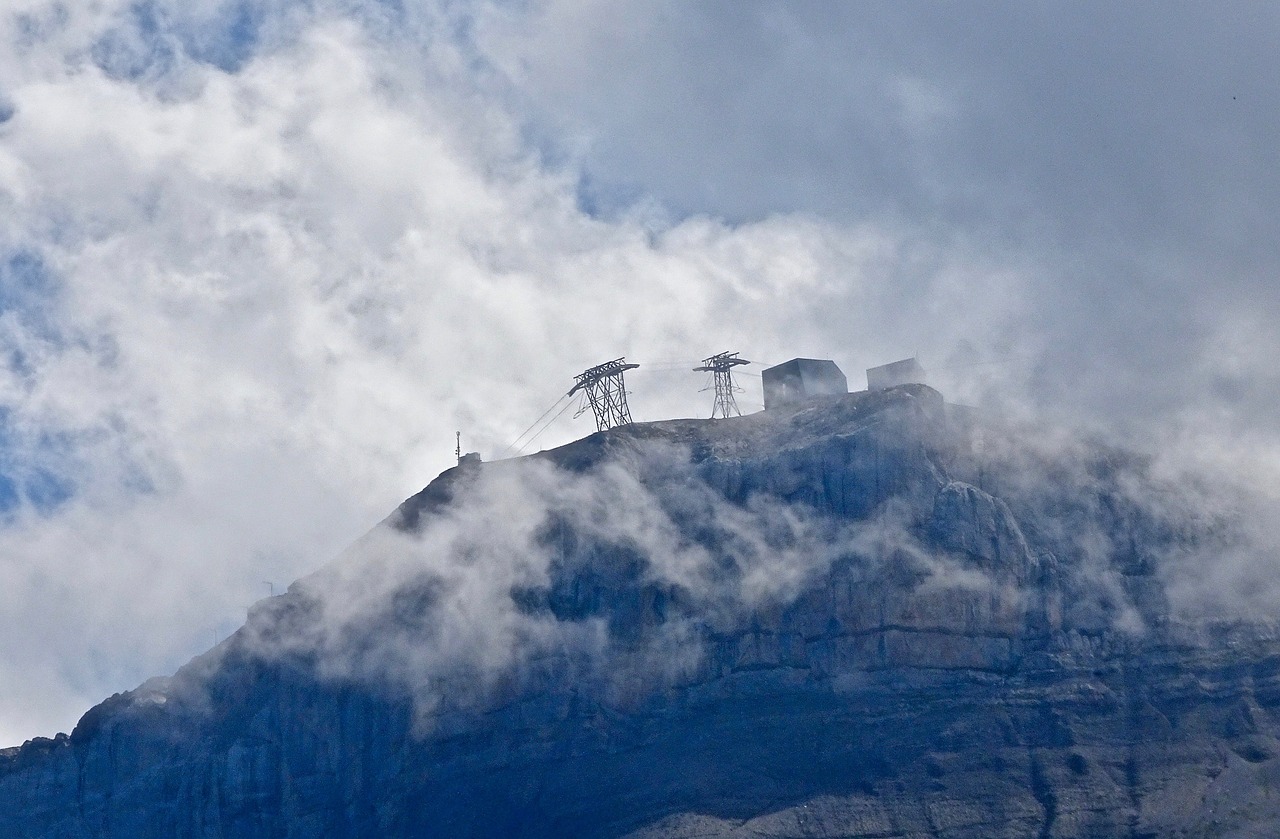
<box><xmin>455</xmin><ymin>431</ymin><xmax>462</xmax><ymax>464</ymax></box>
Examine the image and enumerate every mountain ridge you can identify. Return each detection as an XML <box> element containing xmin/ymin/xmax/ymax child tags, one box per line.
<box><xmin>4</xmin><ymin>384</ymin><xmax>1280</xmax><ymax>838</ymax></box>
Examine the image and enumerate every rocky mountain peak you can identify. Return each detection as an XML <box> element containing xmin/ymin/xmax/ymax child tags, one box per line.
<box><xmin>3</xmin><ymin>384</ymin><xmax>1279</xmax><ymax>838</ymax></box>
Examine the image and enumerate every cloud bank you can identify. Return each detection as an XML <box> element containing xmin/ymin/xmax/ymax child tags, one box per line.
<box><xmin>0</xmin><ymin>0</ymin><xmax>1276</xmax><ymax>744</ymax></box>
<box><xmin>234</xmin><ymin>432</ymin><xmax>1026</xmax><ymax>728</ymax></box>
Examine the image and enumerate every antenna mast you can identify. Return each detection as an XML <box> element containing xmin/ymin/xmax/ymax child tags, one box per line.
<box><xmin>455</xmin><ymin>431</ymin><xmax>462</xmax><ymax>464</ymax></box>
<box><xmin>694</xmin><ymin>351</ymin><xmax>750</xmax><ymax>418</ymax></box>
<box><xmin>568</xmin><ymin>357</ymin><xmax>639</xmax><ymax>431</ymax></box>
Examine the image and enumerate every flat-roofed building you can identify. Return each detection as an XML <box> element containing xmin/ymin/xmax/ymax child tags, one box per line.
<box><xmin>761</xmin><ymin>358</ymin><xmax>848</xmax><ymax>409</ymax></box>
<box><xmin>866</xmin><ymin>357</ymin><xmax>926</xmax><ymax>391</ymax></box>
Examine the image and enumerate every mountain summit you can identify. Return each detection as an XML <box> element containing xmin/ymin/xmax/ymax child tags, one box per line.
<box><xmin>3</xmin><ymin>385</ymin><xmax>1279</xmax><ymax>838</ymax></box>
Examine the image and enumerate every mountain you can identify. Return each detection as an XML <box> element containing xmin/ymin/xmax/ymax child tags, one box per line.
<box><xmin>3</xmin><ymin>384</ymin><xmax>1280</xmax><ymax>838</ymax></box>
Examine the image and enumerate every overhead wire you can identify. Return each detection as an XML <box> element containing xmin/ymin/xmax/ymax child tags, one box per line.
<box><xmin>515</xmin><ymin>394</ymin><xmax>579</xmax><ymax>456</ymax></box>
<box><xmin>633</xmin><ymin>362</ymin><xmax>702</xmax><ymax>373</ymax></box>
<box><xmin>499</xmin><ymin>354</ymin><xmax>769</xmax><ymax>459</ymax></box>
<box><xmin>497</xmin><ymin>392</ymin><xmax>571</xmax><ymax>459</ymax></box>
<box><xmin>930</xmin><ymin>355</ymin><xmax>1032</xmax><ymax>371</ymax></box>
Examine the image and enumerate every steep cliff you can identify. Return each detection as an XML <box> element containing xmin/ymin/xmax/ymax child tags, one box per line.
<box><xmin>3</xmin><ymin>384</ymin><xmax>1280</xmax><ymax>838</ymax></box>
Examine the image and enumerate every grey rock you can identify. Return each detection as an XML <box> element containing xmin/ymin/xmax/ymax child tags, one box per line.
<box><xmin>2</xmin><ymin>384</ymin><xmax>1278</xmax><ymax>838</ymax></box>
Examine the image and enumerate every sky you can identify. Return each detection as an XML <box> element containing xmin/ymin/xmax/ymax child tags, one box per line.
<box><xmin>0</xmin><ymin>0</ymin><xmax>1278</xmax><ymax>745</ymax></box>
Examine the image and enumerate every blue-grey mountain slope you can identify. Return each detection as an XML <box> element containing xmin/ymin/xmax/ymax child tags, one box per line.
<box><xmin>3</xmin><ymin>385</ymin><xmax>1279</xmax><ymax>837</ymax></box>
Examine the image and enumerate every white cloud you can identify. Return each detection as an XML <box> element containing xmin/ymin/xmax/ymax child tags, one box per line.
<box><xmin>1</xmin><ymin>0</ymin><xmax>1276</xmax><ymax>748</ymax></box>
<box><xmin>0</xmin><ymin>3</ymin><xmax>1042</xmax><ymax>745</ymax></box>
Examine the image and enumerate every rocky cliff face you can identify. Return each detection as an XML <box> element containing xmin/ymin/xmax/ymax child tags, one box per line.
<box><xmin>4</xmin><ymin>384</ymin><xmax>1280</xmax><ymax>838</ymax></box>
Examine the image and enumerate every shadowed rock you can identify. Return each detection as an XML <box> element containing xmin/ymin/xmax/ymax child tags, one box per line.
<box><xmin>3</xmin><ymin>384</ymin><xmax>1279</xmax><ymax>838</ymax></box>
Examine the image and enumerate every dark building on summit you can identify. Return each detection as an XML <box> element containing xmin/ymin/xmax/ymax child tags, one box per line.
<box><xmin>761</xmin><ymin>358</ymin><xmax>848</xmax><ymax>409</ymax></box>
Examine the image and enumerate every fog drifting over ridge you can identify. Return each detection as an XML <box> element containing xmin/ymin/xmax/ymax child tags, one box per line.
<box><xmin>236</xmin><ymin>434</ymin><xmax>1017</xmax><ymax>729</ymax></box>
<box><xmin>219</xmin><ymin>398</ymin><xmax>1264</xmax><ymax>734</ymax></box>
<box><xmin>0</xmin><ymin>0</ymin><xmax>1277</xmax><ymax>745</ymax></box>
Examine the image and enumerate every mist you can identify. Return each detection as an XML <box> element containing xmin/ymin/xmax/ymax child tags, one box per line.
<box><xmin>1</xmin><ymin>0</ymin><xmax>1278</xmax><ymax>745</ymax></box>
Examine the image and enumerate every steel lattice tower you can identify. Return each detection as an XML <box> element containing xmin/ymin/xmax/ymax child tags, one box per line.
<box><xmin>694</xmin><ymin>351</ymin><xmax>750</xmax><ymax>418</ymax></box>
<box><xmin>569</xmin><ymin>358</ymin><xmax>640</xmax><ymax>431</ymax></box>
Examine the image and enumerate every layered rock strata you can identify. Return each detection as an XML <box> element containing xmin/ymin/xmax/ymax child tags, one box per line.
<box><xmin>3</xmin><ymin>385</ymin><xmax>1278</xmax><ymax>838</ymax></box>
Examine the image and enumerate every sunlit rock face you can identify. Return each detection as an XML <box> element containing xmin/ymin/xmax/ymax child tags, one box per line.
<box><xmin>4</xmin><ymin>384</ymin><xmax>1280</xmax><ymax>838</ymax></box>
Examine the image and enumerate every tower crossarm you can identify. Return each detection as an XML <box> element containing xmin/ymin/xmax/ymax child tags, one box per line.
<box><xmin>568</xmin><ymin>357</ymin><xmax>640</xmax><ymax>432</ymax></box>
<box><xmin>693</xmin><ymin>351</ymin><xmax>751</xmax><ymax>374</ymax></box>
<box><xmin>568</xmin><ymin>357</ymin><xmax>639</xmax><ymax>397</ymax></box>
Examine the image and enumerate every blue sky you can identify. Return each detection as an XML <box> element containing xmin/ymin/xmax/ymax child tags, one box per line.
<box><xmin>0</xmin><ymin>0</ymin><xmax>1278</xmax><ymax>744</ymax></box>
